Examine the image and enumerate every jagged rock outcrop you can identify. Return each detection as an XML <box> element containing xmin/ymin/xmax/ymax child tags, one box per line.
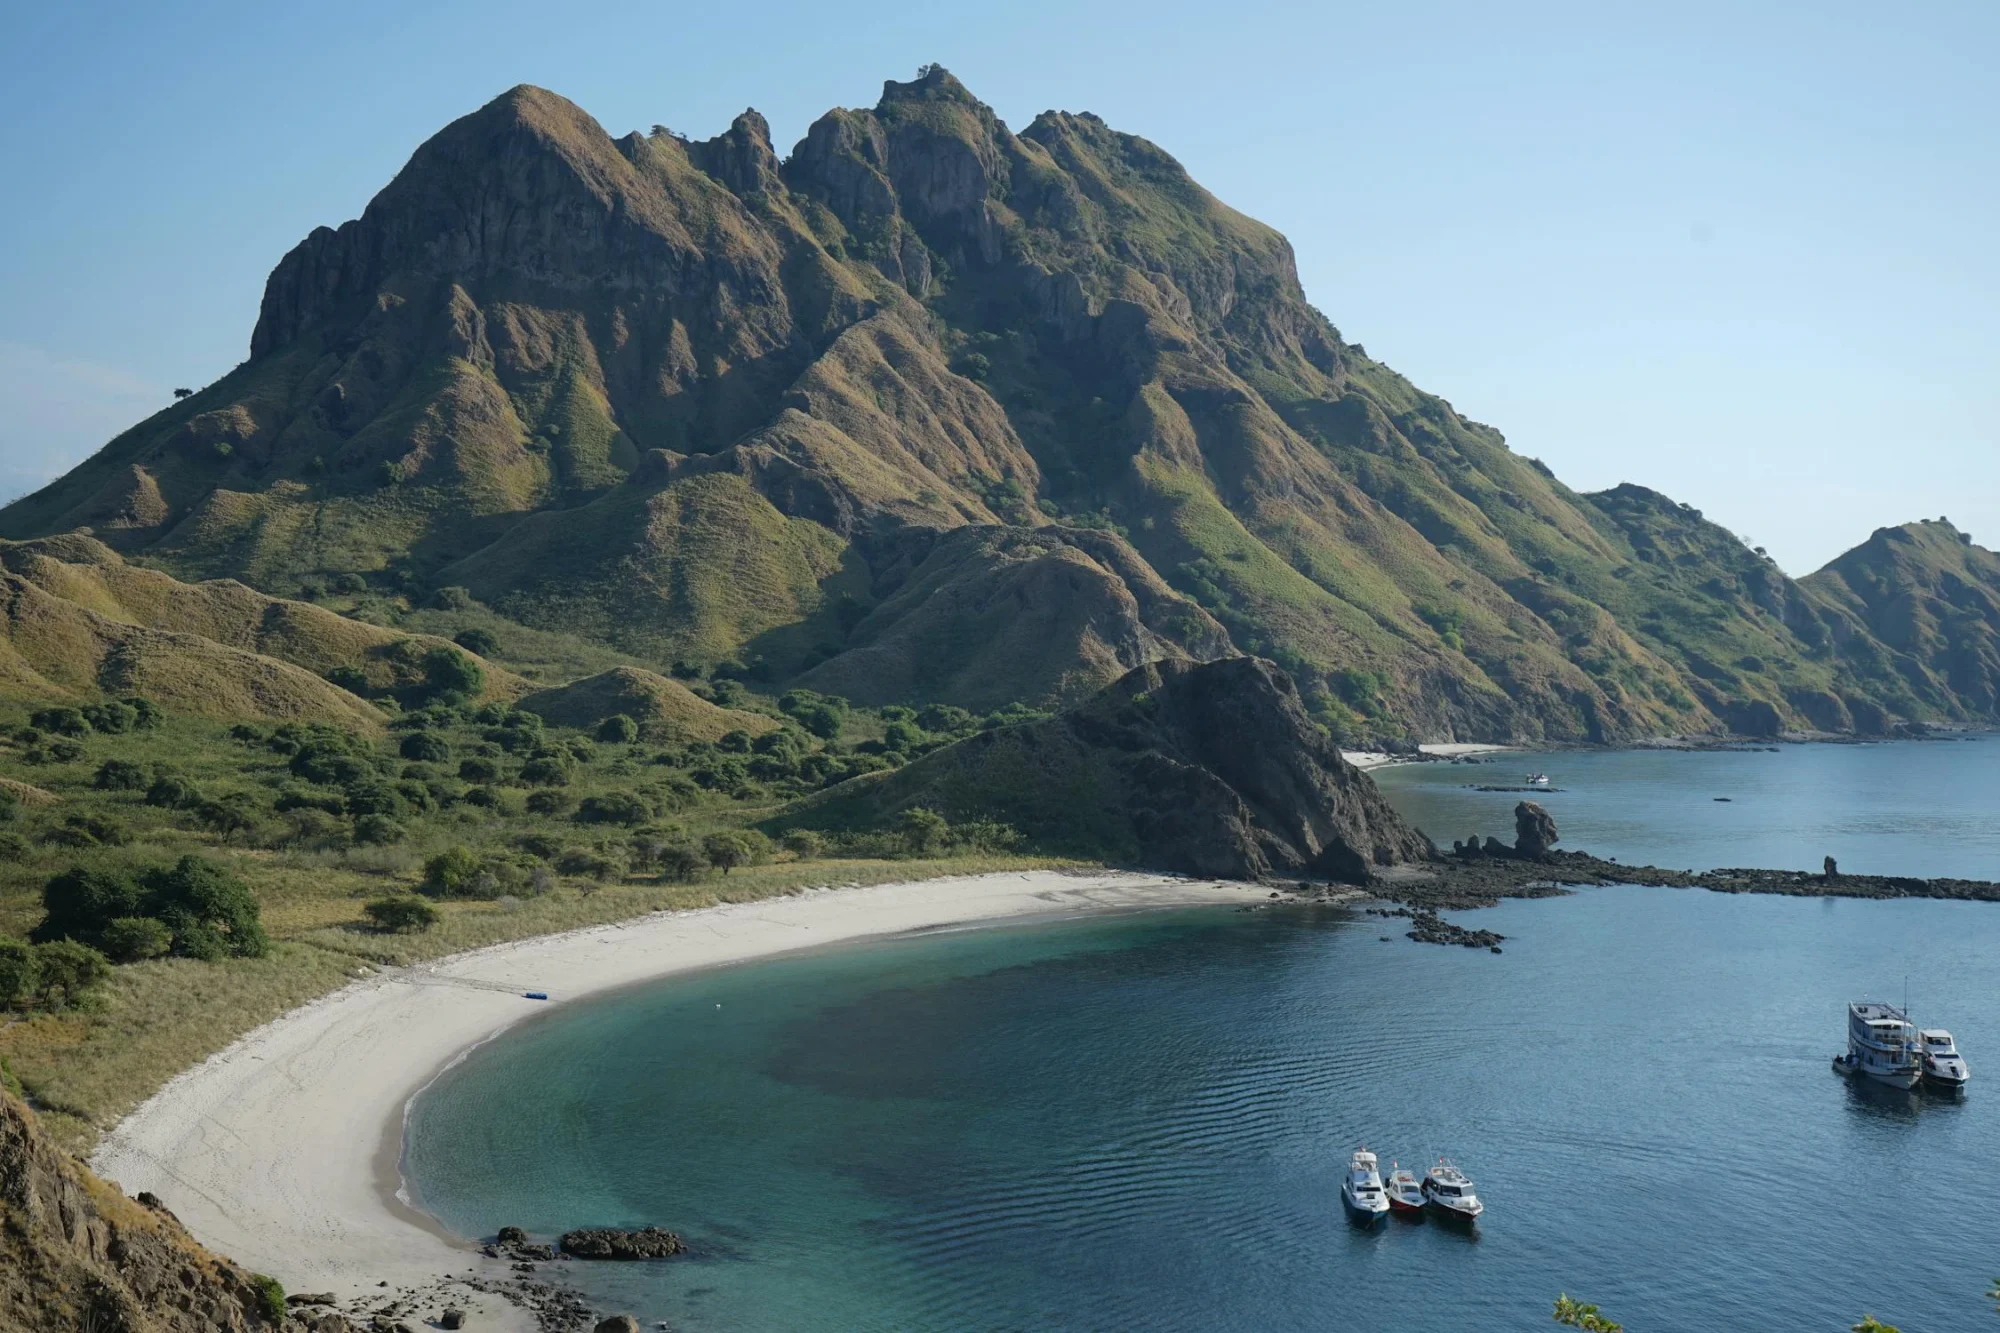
<box><xmin>558</xmin><ymin>1226</ymin><xmax>686</xmax><ymax>1260</ymax></box>
<box><xmin>0</xmin><ymin>1090</ymin><xmax>279</xmax><ymax>1331</ymax></box>
<box><xmin>775</xmin><ymin>656</ymin><xmax>1434</xmax><ymax>880</ymax></box>
<box><xmin>1513</xmin><ymin>801</ymin><xmax>1559</xmax><ymax>860</ymax></box>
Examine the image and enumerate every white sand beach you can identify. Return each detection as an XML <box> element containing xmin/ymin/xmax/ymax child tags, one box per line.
<box><xmin>1340</xmin><ymin>742</ymin><xmax>1518</xmax><ymax>771</ymax></box>
<box><xmin>90</xmin><ymin>870</ymin><xmax>1254</xmax><ymax>1327</ymax></box>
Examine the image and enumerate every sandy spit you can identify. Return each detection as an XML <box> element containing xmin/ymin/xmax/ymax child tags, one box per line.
<box><xmin>1341</xmin><ymin>742</ymin><xmax>1519</xmax><ymax>771</ymax></box>
<box><xmin>90</xmin><ymin>871</ymin><xmax>1255</xmax><ymax>1324</ymax></box>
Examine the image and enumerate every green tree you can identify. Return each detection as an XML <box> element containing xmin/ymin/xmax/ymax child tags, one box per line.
<box><xmin>141</xmin><ymin>857</ymin><xmax>269</xmax><ymax>960</ymax></box>
<box><xmin>0</xmin><ymin>938</ymin><xmax>39</xmax><ymax>1010</ymax></box>
<box><xmin>422</xmin><ymin>644</ymin><xmax>484</xmax><ymax>700</ymax></box>
<box><xmin>897</xmin><ymin>807</ymin><xmax>950</xmax><ymax>857</ymax></box>
<box><xmin>422</xmin><ymin>846</ymin><xmax>482</xmax><ymax>898</ymax></box>
<box><xmin>400</xmin><ymin>731</ymin><xmax>452</xmax><ymax>762</ymax></box>
<box><xmin>145</xmin><ymin>774</ymin><xmax>204</xmax><ymax>809</ymax></box>
<box><xmin>364</xmin><ymin>896</ymin><xmax>440</xmax><ymax>932</ymax></box>
<box><xmin>597</xmin><ymin>714</ymin><xmax>640</xmax><ymax>743</ymax></box>
<box><xmin>34</xmin><ymin>867</ymin><xmax>143</xmax><ymax>950</ymax></box>
<box><xmin>93</xmin><ymin>759</ymin><xmax>149</xmax><ymax>790</ymax></box>
<box><xmin>780</xmin><ymin>828</ymin><xmax>826</xmax><ymax>859</ymax></box>
<box><xmin>701</xmin><ymin>831</ymin><xmax>755</xmax><ymax>874</ymax></box>
<box><xmin>576</xmin><ymin>792</ymin><xmax>650</xmax><ymax>826</ymax></box>
<box><xmin>101</xmin><ymin>917</ymin><xmax>173</xmax><ymax>963</ymax></box>
<box><xmin>656</xmin><ymin>842</ymin><xmax>707</xmax><ymax>881</ymax></box>
<box><xmin>32</xmin><ymin>940</ymin><xmax>111</xmax><ymax>1009</ymax></box>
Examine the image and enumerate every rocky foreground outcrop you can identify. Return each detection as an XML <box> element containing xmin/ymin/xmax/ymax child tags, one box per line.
<box><xmin>777</xmin><ymin>656</ymin><xmax>1434</xmax><ymax>880</ymax></box>
<box><xmin>0</xmin><ymin>1089</ymin><xmax>279</xmax><ymax>1332</ymax></box>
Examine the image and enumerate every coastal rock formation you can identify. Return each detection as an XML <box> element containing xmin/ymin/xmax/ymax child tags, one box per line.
<box><xmin>774</xmin><ymin>656</ymin><xmax>1434</xmax><ymax>881</ymax></box>
<box><xmin>0</xmin><ymin>1089</ymin><xmax>279</xmax><ymax>1331</ymax></box>
<box><xmin>1513</xmin><ymin>801</ymin><xmax>1559</xmax><ymax>860</ymax></box>
<box><xmin>558</xmin><ymin>1226</ymin><xmax>687</xmax><ymax>1260</ymax></box>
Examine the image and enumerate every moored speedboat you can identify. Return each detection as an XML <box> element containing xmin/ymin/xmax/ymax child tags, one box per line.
<box><xmin>1340</xmin><ymin>1148</ymin><xmax>1390</xmax><ymax>1222</ymax></box>
<box><xmin>1384</xmin><ymin>1162</ymin><xmax>1426</xmax><ymax>1216</ymax></box>
<box><xmin>1847</xmin><ymin>1002</ymin><xmax>1921</xmax><ymax>1090</ymax></box>
<box><xmin>1524</xmin><ymin>772</ymin><xmax>1551</xmax><ymax>787</ymax></box>
<box><xmin>1918</xmin><ymin>1029</ymin><xmax>1970</xmax><ymax>1092</ymax></box>
<box><xmin>1421</xmin><ymin>1158</ymin><xmax>1483</xmax><ymax>1222</ymax></box>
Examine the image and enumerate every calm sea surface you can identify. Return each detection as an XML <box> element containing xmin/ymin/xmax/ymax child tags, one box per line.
<box><xmin>404</xmin><ymin>738</ymin><xmax>2000</xmax><ymax>1330</ymax></box>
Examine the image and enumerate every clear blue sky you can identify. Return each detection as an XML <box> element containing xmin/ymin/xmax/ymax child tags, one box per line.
<box><xmin>2</xmin><ymin>0</ymin><xmax>1993</xmax><ymax>573</ymax></box>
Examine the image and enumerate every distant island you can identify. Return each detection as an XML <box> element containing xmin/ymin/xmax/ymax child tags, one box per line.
<box><xmin>0</xmin><ymin>65</ymin><xmax>1996</xmax><ymax>1333</ymax></box>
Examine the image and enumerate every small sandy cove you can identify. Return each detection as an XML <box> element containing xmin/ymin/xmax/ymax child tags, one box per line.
<box><xmin>91</xmin><ymin>870</ymin><xmax>1252</xmax><ymax>1326</ymax></box>
<box><xmin>1341</xmin><ymin>742</ymin><xmax>1516</xmax><ymax>771</ymax></box>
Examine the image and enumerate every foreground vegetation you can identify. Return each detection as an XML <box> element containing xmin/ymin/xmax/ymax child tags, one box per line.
<box><xmin>0</xmin><ymin>689</ymin><xmax>1069</xmax><ymax>1151</ymax></box>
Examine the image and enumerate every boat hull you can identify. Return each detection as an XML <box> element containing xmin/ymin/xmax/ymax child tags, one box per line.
<box><xmin>1425</xmin><ymin>1200</ymin><xmax>1481</xmax><ymax>1225</ymax></box>
<box><xmin>1340</xmin><ymin>1189</ymin><xmax>1388</xmax><ymax>1223</ymax></box>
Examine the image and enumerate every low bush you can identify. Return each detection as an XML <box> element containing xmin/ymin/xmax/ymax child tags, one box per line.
<box><xmin>101</xmin><ymin>915</ymin><xmax>174</xmax><ymax>963</ymax></box>
<box><xmin>364</xmin><ymin>896</ymin><xmax>439</xmax><ymax>932</ymax></box>
<box><xmin>93</xmin><ymin>759</ymin><xmax>149</xmax><ymax>791</ymax></box>
<box><xmin>575</xmin><ymin>791</ymin><xmax>649</xmax><ymax>826</ymax></box>
<box><xmin>597</xmin><ymin>714</ymin><xmax>640</xmax><ymax>743</ymax></box>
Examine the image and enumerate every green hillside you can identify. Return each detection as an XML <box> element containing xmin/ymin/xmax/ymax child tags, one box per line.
<box><xmin>3</xmin><ymin>68</ymin><xmax>1994</xmax><ymax>741</ymax></box>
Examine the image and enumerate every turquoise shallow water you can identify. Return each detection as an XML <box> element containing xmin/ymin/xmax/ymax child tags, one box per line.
<box><xmin>405</xmin><ymin>739</ymin><xmax>2000</xmax><ymax>1330</ymax></box>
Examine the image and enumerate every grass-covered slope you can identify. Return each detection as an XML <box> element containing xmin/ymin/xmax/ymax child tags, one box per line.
<box><xmin>774</xmin><ymin>656</ymin><xmax>1434</xmax><ymax>880</ymax></box>
<box><xmin>1803</xmin><ymin>518</ymin><xmax>2000</xmax><ymax>723</ymax></box>
<box><xmin>3</xmin><ymin>68</ymin><xmax>1992</xmax><ymax>737</ymax></box>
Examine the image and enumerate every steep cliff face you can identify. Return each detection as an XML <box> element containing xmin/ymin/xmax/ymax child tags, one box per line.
<box><xmin>3</xmin><ymin>68</ymin><xmax>1993</xmax><ymax>736</ymax></box>
<box><xmin>0</xmin><ymin>1091</ymin><xmax>278</xmax><ymax>1332</ymax></box>
<box><xmin>775</xmin><ymin>656</ymin><xmax>1435</xmax><ymax>881</ymax></box>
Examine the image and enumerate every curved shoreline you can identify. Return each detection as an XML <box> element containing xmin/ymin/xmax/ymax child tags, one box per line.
<box><xmin>88</xmin><ymin>870</ymin><xmax>1254</xmax><ymax>1325</ymax></box>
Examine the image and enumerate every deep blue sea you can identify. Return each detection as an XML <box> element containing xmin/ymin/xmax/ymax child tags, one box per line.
<box><xmin>404</xmin><ymin>738</ymin><xmax>2000</xmax><ymax>1331</ymax></box>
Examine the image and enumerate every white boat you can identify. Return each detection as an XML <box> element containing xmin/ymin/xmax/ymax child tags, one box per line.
<box><xmin>1846</xmin><ymin>1002</ymin><xmax>1921</xmax><ymax>1090</ymax></box>
<box><xmin>1384</xmin><ymin>1162</ymin><xmax>1426</xmax><ymax>1215</ymax></box>
<box><xmin>1918</xmin><ymin>1029</ymin><xmax>1970</xmax><ymax>1091</ymax></box>
<box><xmin>1524</xmin><ymin>772</ymin><xmax>1551</xmax><ymax>787</ymax></box>
<box><xmin>1339</xmin><ymin>1148</ymin><xmax>1390</xmax><ymax>1222</ymax></box>
<box><xmin>1421</xmin><ymin>1158</ymin><xmax>1483</xmax><ymax>1222</ymax></box>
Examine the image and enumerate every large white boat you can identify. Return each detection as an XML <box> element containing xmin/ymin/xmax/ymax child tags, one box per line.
<box><xmin>1421</xmin><ymin>1158</ymin><xmax>1484</xmax><ymax>1222</ymax></box>
<box><xmin>1339</xmin><ymin>1148</ymin><xmax>1390</xmax><ymax>1222</ymax></box>
<box><xmin>1918</xmin><ymin>1029</ymin><xmax>1970</xmax><ymax>1092</ymax></box>
<box><xmin>1843</xmin><ymin>1002</ymin><xmax>1921</xmax><ymax>1089</ymax></box>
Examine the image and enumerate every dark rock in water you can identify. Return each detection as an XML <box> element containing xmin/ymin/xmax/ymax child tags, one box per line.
<box><xmin>1514</xmin><ymin>801</ymin><xmax>1559</xmax><ymax>860</ymax></box>
<box><xmin>772</xmin><ymin>657</ymin><xmax>1433</xmax><ymax>882</ymax></box>
<box><xmin>1824</xmin><ymin>856</ymin><xmax>1839</xmax><ymax>880</ymax></box>
<box><xmin>496</xmin><ymin>1225</ymin><xmax>527</xmax><ymax>1246</ymax></box>
<box><xmin>560</xmin><ymin>1227</ymin><xmax>687</xmax><ymax>1260</ymax></box>
<box><xmin>595</xmin><ymin>1317</ymin><xmax>643</xmax><ymax>1333</ymax></box>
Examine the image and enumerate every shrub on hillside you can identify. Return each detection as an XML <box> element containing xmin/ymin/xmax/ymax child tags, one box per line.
<box><xmin>400</xmin><ymin>731</ymin><xmax>451</xmax><ymax>762</ymax></box>
<box><xmin>0</xmin><ymin>939</ymin><xmax>38</xmax><ymax>1010</ymax></box>
<box><xmin>421</xmin><ymin>846</ymin><xmax>482</xmax><ymax>897</ymax></box>
<box><xmin>364</xmin><ymin>895</ymin><xmax>439</xmax><ymax>933</ymax></box>
<box><xmin>555</xmin><ymin>847</ymin><xmax>620</xmax><ymax>881</ymax></box>
<box><xmin>422</xmin><ymin>645</ymin><xmax>484</xmax><ymax>701</ymax></box>
<box><xmin>897</xmin><ymin>807</ymin><xmax>950</xmax><ymax>857</ymax></box>
<box><xmin>353</xmin><ymin>814</ymin><xmax>405</xmax><ymax>845</ymax></box>
<box><xmin>700</xmin><ymin>830</ymin><xmax>761</xmax><ymax>874</ymax></box>
<box><xmin>325</xmin><ymin>665</ymin><xmax>371</xmax><ymax>695</ymax></box>
<box><xmin>93</xmin><ymin>759</ymin><xmax>150</xmax><ymax>791</ymax></box>
<box><xmin>520</xmin><ymin>755</ymin><xmax>574</xmax><ymax>787</ymax></box>
<box><xmin>101</xmin><ymin>916</ymin><xmax>173</xmax><ymax>963</ymax></box>
<box><xmin>525</xmin><ymin>790</ymin><xmax>572</xmax><ymax>816</ymax></box>
<box><xmin>655</xmin><ymin>842</ymin><xmax>706</xmax><ymax>881</ymax></box>
<box><xmin>143</xmin><ymin>768</ymin><xmax>203</xmax><ymax>808</ymax></box>
<box><xmin>34</xmin><ymin>856</ymin><xmax>267</xmax><ymax>962</ymax></box>
<box><xmin>42</xmin><ymin>813</ymin><xmax>129</xmax><ymax>848</ymax></box>
<box><xmin>780</xmin><ymin>829</ymin><xmax>825</xmax><ymax>859</ymax></box>
<box><xmin>458</xmin><ymin>756</ymin><xmax>500</xmax><ymax>782</ymax></box>
<box><xmin>30</xmin><ymin>707</ymin><xmax>90</xmax><ymax>738</ymax></box>
<box><xmin>575</xmin><ymin>792</ymin><xmax>650</xmax><ymax>826</ymax></box>
<box><xmin>597</xmin><ymin>714</ymin><xmax>640</xmax><ymax>743</ymax></box>
<box><xmin>453</xmin><ymin>628</ymin><xmax>499</xmax><ymax>657</ymax></box>
<box><xmin>0</xmin><ymin>832</ymin><xmax>29</xmax><ymax>861</ymax></box>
